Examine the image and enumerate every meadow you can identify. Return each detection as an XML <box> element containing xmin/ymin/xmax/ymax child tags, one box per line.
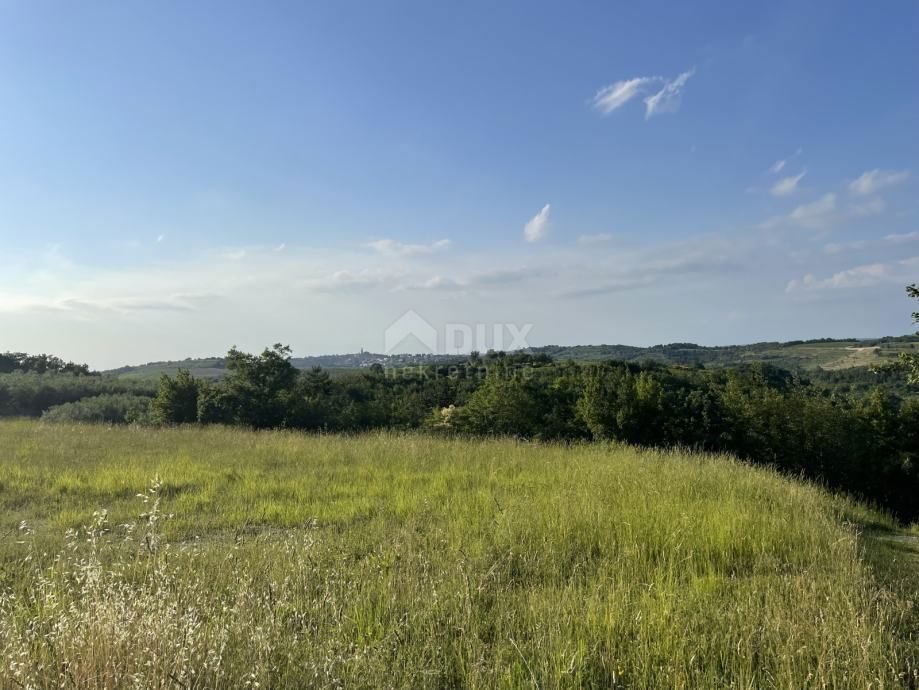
<box><xmin>0</xmin><ymin>419</ymin><xmax>917</xmax><ymax>688</ymax></box>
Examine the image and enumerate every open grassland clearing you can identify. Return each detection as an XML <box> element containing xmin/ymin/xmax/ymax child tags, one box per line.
<box><xmin>0</xmin><ymin>420</ymin><xmax>916</xmax><ymax>688</ymax></box>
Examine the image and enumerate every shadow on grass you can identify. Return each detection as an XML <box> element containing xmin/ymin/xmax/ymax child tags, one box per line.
<box><xmin>858</xmin><ymin>527</ymin><xmax>919</xmax><ymax>649</ymax></box>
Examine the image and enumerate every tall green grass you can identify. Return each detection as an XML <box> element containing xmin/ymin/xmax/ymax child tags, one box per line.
<box><xmin>0</xmin><ymin>419</ymin><xmax>916</xmax><ymax>688</ymax></box>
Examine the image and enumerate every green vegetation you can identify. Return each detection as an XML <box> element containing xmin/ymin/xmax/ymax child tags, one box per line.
<box><xmin>898</xmin><ymin>283</ymin><xmax>919</xmax><ymax>384</ymax></box>
<box><xmin>0</xmin><ymin>420</ymin><xmax>916</xmax><ymax>688</ymax></box>
<box><xmin>0</xmin><ymin>351</ymin><xmax>93</xmax><ymax>376</ymax></box>
<box><xmin>141</xmin><ymin>346</ymin><xmax>919</xmax><ymax>522</ymax></box>
<box><xmin>41</xmin><ymin>392</ymin><xmax>152</xmax><ymax>424</ymax></box>
<box><xmin>536</xmin><ymin>335</ymin><xmax>919</xmax><ymax>371</ymax></box>
<box><xmin>3</xmin><ymin>343</ymin><xmax>917</xmax><ymax>521</ymax></box>
<box><xmin>106</xmin><ymin>357</ymin><xmax>228</xmax><ymax>381</ymax></box>
<box><xmin>0</xmin><ymin>371</ymin><xmax>154</xmax><ymax>417</ymax></box>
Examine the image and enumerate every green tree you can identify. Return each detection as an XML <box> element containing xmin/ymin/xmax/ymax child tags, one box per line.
<box><xmin>900</xmin><ymin>283</ymin><xmax>919</xmax><ymax>384</ymax></box>
<box><xmin>151</xmin><ymin>369</ymin><xmax>200</xmax><ymax>424</ymax></box>
<box><xmin>288</xmin><ymin>366</ymin><xmax>336</xmax><ymax>430</ymax></box>
<box><xmin>303</xmin><ymin>366</ymin><xmax>332</xmax><ymax>396</ymax></box>
<box><xmin>575</xmin><ymin>364</ymin><xmax>666</xmax><ymax>444</ymax></box>
<box><xmin>223</xmin><ymin>344</ymin><xmax>299</xmax><ymax>428</ymax></box>
<box><xmin>455</xmin><ymin>369</ymin><xmax>542</xmax><ymax>437</ymax></box>
<box><xmin>196</xmin><ymin>381</ymin><xmax>236</xmax><ymax>425</ymax></box>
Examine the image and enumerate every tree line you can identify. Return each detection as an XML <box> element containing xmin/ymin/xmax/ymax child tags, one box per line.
<box><xmin>0</xmin><ymin>352</ymin><xmax>94</xmax><ymax>376</ymax></box>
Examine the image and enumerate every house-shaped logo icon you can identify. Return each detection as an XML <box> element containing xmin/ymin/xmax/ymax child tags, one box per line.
<box><xmin>384</xmin><ymin>310</ymin><xmax>438</xmax><ymax>354</ymax></box>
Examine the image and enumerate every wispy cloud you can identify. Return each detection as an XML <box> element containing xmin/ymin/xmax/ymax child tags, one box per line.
<box><xmin>761</xmin><ymin>193</ymin><xmax>837</xmax><ymax>230</ymax></box>
<box><xmin>592</xmin><ymin>68</ymin><xmax>695</xmax><ymax>119</ymax></box>
<box><xmin>786</xmin><ymin>255</ymin><xmax>919</xmax><ymax>292</ymax></box>
<box><xmin>524</xmin><ymin>204</ymin><xmax>551</xmax><ymax>243</ymax></box>
<box><xmin>643</xmin><ymin>68</ymin><xmax>695</xmax><ymax>119</ymax></box>
<box><xmin>577</xmin><ymin>233</ymin><xmax>613</xmax><ymax>245</ymax></box>
<box><xmin>768</xmin><ymin>148</ymin><xmax>802</xmax><ymax>175</ymax></box>
<box><xmin>398</xmin><ymin>275</ymin><xmax>466</xmax><ymax>292</ymax></box>
<box><xmin>849</xmin><ymin>196</ymin><xmax>886</xmax><ymax>217</ymax></box>
<box><xmin>885</xmin><ymin>230</ymin><xmax>919</xmax><ymax>244</ymax></box>
<box><xmin>824</xmin><ymin>230</ymin><xmax>919</xmax><ymax>254</ymax></box>
<box><xmin>306</xmin><ymin>269</ymin><xmax>394</xmax><ymax>292</ymax></box>
<box><xmin>849</xmin><ymin>169</ymin><xmax>910</xmax><ymax>196</ymax></box>
<box><xmin>770</xmin><ymin>170</ymin><xmax>806</xmax><ymax>197</ymax></box>
<box><xmin>366</xmin><ymin>238</ymin><xmax>451</xmax><ymax>257</ymax></box>
<box><xmin>789</xmin><ymin>193</ymin><xmax>836</xmax><ymax>228</ymax></box>
<box><xmin>400</xmin><ymin>267</ymin><xmax>549</xmax><ymax>293</ymax></box>
<box><xmin>2</xmin><ymin>294</ymin><xmax>215</xmax><ymax>315</ymax></box>
<box><xmin>562</xmin><ymin>276</ymin><xmax>655</xmax><ymax>298</ymax></box>
<box><xmin>560</xmin><ymin>244</ymin><xmax>736</xmax><ymax>299</ymax></box>
<box><xmin>592</xmin><ymin>77</ymin><xmax>658</xmax><ymax>115</ymax></box>
<box><xmin>219</xmin><ymin>248</ymin><xmax>247</xmax><ymax>261</ymax></box>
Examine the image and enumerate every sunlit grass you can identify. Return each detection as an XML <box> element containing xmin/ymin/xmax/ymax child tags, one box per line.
<box><xmin>0</xmin><ymin>419</ymin><xmax>916</xmax><ymax>688</ymax></box>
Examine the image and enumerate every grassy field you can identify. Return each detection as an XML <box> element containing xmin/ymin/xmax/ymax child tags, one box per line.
<box><xmin>0</xmin><ymin>420</ymin><xmax>916</xmax><ymax>688</ymax></box>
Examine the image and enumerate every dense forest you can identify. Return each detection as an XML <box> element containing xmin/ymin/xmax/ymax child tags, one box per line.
<box><xmin>2</xmin><ymin>285</ymin><xmax>918</xmax><ymax>521</ymax></box>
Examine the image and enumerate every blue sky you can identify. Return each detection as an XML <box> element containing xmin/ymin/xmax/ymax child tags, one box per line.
<box><xmin>1</xmin><ymin>1</ymin><xmax>917</xmax><ymax>367</ymax></box>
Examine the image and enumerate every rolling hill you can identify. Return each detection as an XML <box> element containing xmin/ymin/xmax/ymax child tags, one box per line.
<box><xmin>104</xmin><ymin>335</ymin><xmax>919</xmax><ymax>380</ymax></box>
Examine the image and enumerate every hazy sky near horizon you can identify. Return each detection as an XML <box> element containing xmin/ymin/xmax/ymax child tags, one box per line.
<box><xmin>1</xmin><ymin>1</ymin><xmax>918</xmax><ymax>368</ymax></box>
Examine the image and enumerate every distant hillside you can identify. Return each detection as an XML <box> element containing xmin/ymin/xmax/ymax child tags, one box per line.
<box><xmin>106</xmin><ymin>358</ymin><xmax>229</xmax><ymax>381</ymax></box>
<box><xmin>531</xmin><ymin>335</ymin><xmax>919</xmax><ymax>370</ymax></box>
<box><xmin>104</xmin><ymin>335</ymin><xmax>919</xmax><ymax>380</ymax></box>
<box><xmin>105</xmin><ymin>352</ymin><xmax>453</xmax><ymax>380</ymax></box>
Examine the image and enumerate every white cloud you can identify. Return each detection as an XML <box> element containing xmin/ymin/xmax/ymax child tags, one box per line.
<box><xmin>768</xmin><ymin>147</ymin><xmax>802</xmax><ymax>175</ymax></box>
<box><xmin>849</xmin><ymin>196</ymin><xmax>886</xmax><ymax>217</ymax></box>
<box><xmin>787</xmin><ymin>255</ymin><xmax>919</xmax><ymax>292</ymax></box>
<box><xmin>770</xmin><ymin>170</ymin><xmax>806</xmax><ymax>197</ymax></box>
<box><xmin>592</xmin><ymin>68</ymin><xmax>694</xmax><ymax>119</ymax></box>
<box><xmin>219</xmin><ymin>248</ymin><xmax>247</xmax><ymax>261</ymax></box>
<box><xmin>0</xmin><ymin>294</ymin><xmax>210</xmax><ymax>315</ymax></box>
<box><xmin>787</xmin><ymin>263</ymin><xmax>888</xmax><ymax>291</ymax></box>
<box><xmin>885</xmin><ymin>230</ymin><xmax>919</xmax><ymax>244</ymax></box>
<box><xmin>366</xmin><ymin>238</ymin><xmax>451</xmax><ymax>257</ymax></box>
<box><xmin>763</xmin><ymin>188</ymin><xmax>894</xmax><ymax>231</ymax></box>
<box><xmin>3</xmin><ymin>224</ymin><xmax>902</xmax><ymax>369</ymax></box>
<box><xmin>524</xmin><ymin>204</ymin><xmax>551</xmax><ymax>243</ymax></box>
<box><xmin>398</xmin><ymin>275</ymin><xmax>466</xmax><ymax>292</ymax></box>
<box><xmin>820</xmin><ymin>263</ymin><xmax>890</xmax><ymax>289</ymax></box>
<box><xmin>561</xmin><ymin>242</ymin><xmax>737</xmax><ymax>299</ymax></box>
<box><xmin>788</xmin><ymin>193</ymin><xmax>836</xmax><ymax>229</ymax></box>
<box><xmin>823</xmin><ymin>239</ymin><xmax>867</xmax><ymax>254</ymax></box>
<box><xmin>643</xmin><ymin>68</ymin><xmax>695</xmax><ymax>119</ymax></box>
<box><xmin>562</xmin><ymin>276</ymin><xmax>655</xmax><ymax>298</ymax></box>
<box><xmin>592</xmin><ymin>77</ymin><xmax>658</xmax><ymax>115</ymax></box>
<box><xmin>577</xmin><ymin>233</ymin><xmax>613</xmax><ymax>245</ymax></box>
<box><xmin>305</xmin><ymin>269</ymin><xmax>394</xmax><ymax>292</ymax></box>
<box><xmin>824</xmin><ymin>230</ymin><xmax>919</xmax><ymax>254</ymax></box>
<box><xmin>395</xmin><ymin>266</ymin><xmax>548</xmax><ymax>292</ymax></box>
<box><xmin>849</xmin><ymin>169</ymin><xmax>910</xmax><ymax>196</ymax></box>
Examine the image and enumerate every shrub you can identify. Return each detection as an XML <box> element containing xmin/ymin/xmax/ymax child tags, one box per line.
<box><xmin>42</xmin><ymin>394</ymin><xmax>153</xmax><ymax>424</ymax></box>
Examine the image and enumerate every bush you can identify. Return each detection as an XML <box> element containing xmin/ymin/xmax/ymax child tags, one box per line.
<box><xmin>0</xmin><ymin>372</ymin><xmax>154</xmax><ymax>417</ymax></box>
<box><xmin>42</xmin><ymin>394</ymin><xmax>153</xmax><ymax>424</ymax></box>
